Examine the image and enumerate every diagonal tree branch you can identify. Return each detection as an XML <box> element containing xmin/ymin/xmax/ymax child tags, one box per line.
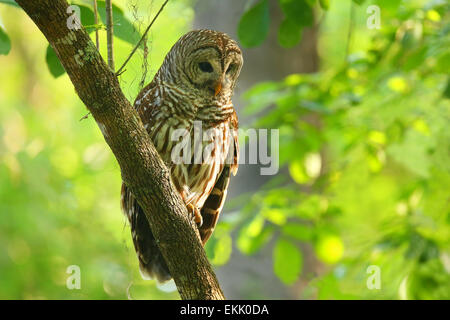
<box><xmin>15</xmin><ymin>0</ymin><xmax>225</xmax><ymax>300</ymax></box>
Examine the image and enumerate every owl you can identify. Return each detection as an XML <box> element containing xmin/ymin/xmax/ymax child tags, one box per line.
<box><xmin>121</xmin><ymin>29</ymin><xmax>243</xmax><ymax>282</ymax></box>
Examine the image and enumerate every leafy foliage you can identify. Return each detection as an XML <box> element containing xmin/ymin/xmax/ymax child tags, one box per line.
<box><xmin>238</xmin><ymin>0</ymin><xmax>320</xmax><ymax>48</ymax></box>
<box><xmin>273</xmin><ymin>238</ymin><xmax>303</xmax><ymax>284</ymax></box>
<box><xmin>232</xmin><ymin>0</ymin><xmax>450</xmax><ymax>299</ymax></box>
<box><xmin>46</xmin><ymin>45</ymin><xmax>66</xmax><ymax>78</ymax></box>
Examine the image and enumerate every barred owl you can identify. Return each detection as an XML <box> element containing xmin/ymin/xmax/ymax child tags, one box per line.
<box><xmin>121</xmin><ymin>29</ymin><xmax>242</xmax><ymax>282</ymax></box>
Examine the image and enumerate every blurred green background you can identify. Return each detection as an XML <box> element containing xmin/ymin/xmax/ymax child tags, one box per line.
<box><xmin>0</xmin><ymin>0</ymin><xmax>449</xmax><ymax>299</ymax></box>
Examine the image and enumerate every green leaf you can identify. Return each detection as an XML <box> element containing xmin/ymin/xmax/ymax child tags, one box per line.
<box><xmin>289</xmin><ymin>160</ymin><xmax>310</xmax><ymax>184</ymax></box>
<box><xmin>211</xmin><ymin>233</ymin><xmax>232</xmax><ymax>266</ymax></box>
<box><xmin>319</xmin><ymin>0</ymin><xmax>330</xmax><ymax>10</ymax></box>
<box><xmin>0</xmin><ymin>0</ymin><xmax>19</xmax><ymax>7</ymax></box>
<box><xmin>237</xmin><ymin>0</ymin><xmax>270</xmax><ymax>48</ymax></box>
<box><xmin>278</xmin><ymin>0</ymin><xmax>313</xmax><ymax>27</ymax></box>
<box><xmin>315</xmin><ymin>234</ymin><xmax>344</xmax><ymax>264</ymax></box>
<box><xmin>78</xmin><ymin>5</ymin><xmax>96</xmax><ymax>32</ymax></box>
<box><xmin>237</xmin><ymin>221</ymin><xmax>274</xmax><ymax>255</ymax></box>
<box><xmin>262</xmin><ymin>208</ymin><xmax>287</xmax><ymax>225</ymax></box>
<box><xmin>278</xmin><ymin>18</ymin><xmax>303</xmax><ymax>48</ymax></box>
<box><xmin>97</xmin><ymin>1</ymin><xmax>141</xmax><ymax>46</ymax></box>
<box><xmin>0</xmin><ymin>27</ymin><xmax>11</xmax><ymax>55</ymax></box>
<box><xmin>273</xmin><ymin>238</ymin><xmax>303</xmax><ymax>284</ymax></box>
<box><xmin>352</xmin><ymin>0</ymin><xmax>366</xmax><ymax>5</ymax></box>
<box><xmin>46</xmin><ymin>45</ymin><xmax>66</xmax><ymax>78</ymax></box>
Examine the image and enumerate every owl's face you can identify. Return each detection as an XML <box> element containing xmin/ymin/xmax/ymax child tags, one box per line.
<box><xmin>162</xmin><ymin>30</ymin><xmax>243</xmax><ymax>101</ymax></box>
<box><xmin>184</xmin><ymin>45</ymin><xmax>243</xmax><ymax>99</ymax></box>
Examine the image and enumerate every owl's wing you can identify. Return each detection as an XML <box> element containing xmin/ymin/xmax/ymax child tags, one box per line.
<box><xmin>198</xmin><ymin>111</ymin><xmax>239</xmax><ymax>244</ymax></box>
<box><xmin>121</xmin><ymin>183</ymin><xmax>171</xmax><ymax>282</ymax></box>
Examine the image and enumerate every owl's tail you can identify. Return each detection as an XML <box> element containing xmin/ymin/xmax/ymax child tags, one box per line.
<box><xmin>121</xmin><ymin>184</ymin><xmax>172</xmax><ymax>283</ymax></box>
<box><xmin>198</xmin><ymin>166</ymin><xmax>232</xmax><ymax>244</ymax></box>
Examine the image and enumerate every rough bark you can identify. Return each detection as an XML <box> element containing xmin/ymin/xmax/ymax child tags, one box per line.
<box><xmin>16</xmin><ymin>0</ymin><xmax>225</xmax><ymax>300</ymax></box>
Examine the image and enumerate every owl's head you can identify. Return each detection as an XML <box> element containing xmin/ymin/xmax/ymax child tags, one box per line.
<box><xmin>161</xmin><ymin>29</ymin><xmax>243</xmax><ymax>101</ymax></box>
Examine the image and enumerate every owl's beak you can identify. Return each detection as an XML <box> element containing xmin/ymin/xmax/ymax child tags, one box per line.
<box><xmin>214</xmin><ymin>82</ymin><xmax>222</xmax><ymax>97</ymax></box>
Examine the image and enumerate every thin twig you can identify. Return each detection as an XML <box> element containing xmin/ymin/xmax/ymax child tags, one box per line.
<box><xmin>116</xmin><ymin>0</ymin><xmax>170</xmax><ymax>76</ymax></box>
<box><xmin>80</xmin><ymin>111</ymin><xmax>91</xmax><ymax>121</ymax></box>
<box><xmin>93</xmin><ymin>0</ymin><xmax>99</xmax><ymax>50</ymax></box>
<box><xmin>139</xmin><ymin>33</ymin><xmax>149</xmax><ymax>91</ymax></box>
<box><xmin>116</xmin><ymin>68</ymin><xmax>127</xmax><ymax>77</ymax></box>
<box><xmin>105</xmin><ymin>0</ymin><xmax>115</xmax><ymax>71</ymax></box>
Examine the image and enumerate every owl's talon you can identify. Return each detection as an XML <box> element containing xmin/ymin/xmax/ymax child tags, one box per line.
<box><xmin>187</xmin><ymin>203</ymin><xmax>203</xmax><ymax>227</ymax></box>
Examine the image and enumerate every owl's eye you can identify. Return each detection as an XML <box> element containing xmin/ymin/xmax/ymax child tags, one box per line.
<box><xmin>226</xmin><ymin>63</ymin><xmax>236</xmax><ymax>74</ymax></box>
<box><xmin>198</xmin><ymin>62</ymin><xmax>213</xmax><ymax>73</ymax></box>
